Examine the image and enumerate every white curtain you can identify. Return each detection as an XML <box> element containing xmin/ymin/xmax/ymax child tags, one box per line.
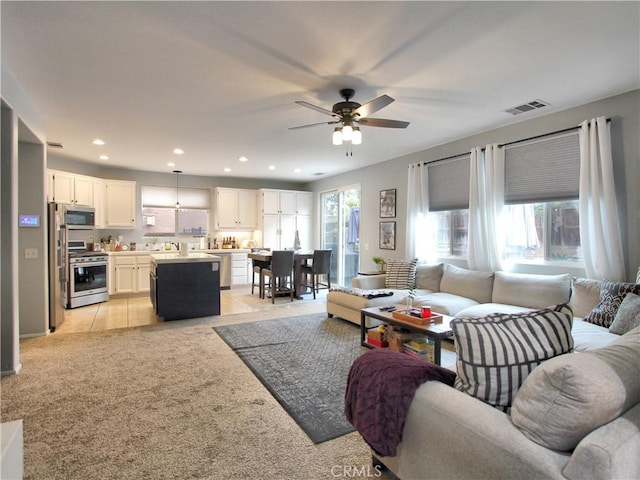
<box><xmin>406</xmin><ymin>162</ymin><xmax>437</xmax><ymax>261</ymax></box>
<box><xmin>467</xmin><ymin>144</ymin><xmax>505</xmax><ymax>271</ymax></box>
<box><xmin>579</xmin><ymin>117</ymin><xmax>625</xmax><ymax>281</ymax></box>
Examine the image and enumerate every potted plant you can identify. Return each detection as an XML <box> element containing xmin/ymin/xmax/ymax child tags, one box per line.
<box><xmin>372</xmin><ymin>256</ymin><xmax>386</xmax><ymax>272</ymax></box>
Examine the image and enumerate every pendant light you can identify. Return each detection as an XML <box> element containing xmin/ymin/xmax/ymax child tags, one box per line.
<box><xmin>173</xmin><ymin>170</ymin><xmax>182</xmax><ymax>210</ymax></box>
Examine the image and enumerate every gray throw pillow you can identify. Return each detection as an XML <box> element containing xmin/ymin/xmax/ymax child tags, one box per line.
<box><xmin>511</xmin><ymin>325</ymin><xmax>640</xmax><ymax>451</ymax></box>
<box><xmin>609</xmin><ymin>293</ymin><xmax>640</xmax><ymax>334</ymax></box>
<box><xmin>584</xmin><ymin>280</ymin><xmax>640</xmax><ymax>328</ymax></box>
<box><xmin>451</xmin><ymin>304</ymin><xmax>574</xmax><ymax>412</ymax></box>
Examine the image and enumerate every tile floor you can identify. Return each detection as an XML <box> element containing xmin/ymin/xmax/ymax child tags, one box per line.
<box><xmin>55</xmin><ymin>286</ymin><xmax>328</xmax><ymax>334</ymax></box>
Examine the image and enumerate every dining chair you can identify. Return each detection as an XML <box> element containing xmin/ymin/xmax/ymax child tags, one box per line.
<box><xmin>251</xmin><ymin>248</ymin><xmax>271</xmax><ymax>296</ymax></box>
<box><xmin>261</xmin><ymin>250</ymin><xmax>295</xmax><ymax>303</ymax></box>
<box><xmin>300</xmin><ymin>249</ymin><xmax>332</xmax><ymax>299</ymax></box>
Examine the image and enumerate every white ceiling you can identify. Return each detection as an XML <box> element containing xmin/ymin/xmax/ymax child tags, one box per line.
<box><xmin>2</xmin><ymin>1</ymin><xmax>639</xmax><ymax>181</ymax></box>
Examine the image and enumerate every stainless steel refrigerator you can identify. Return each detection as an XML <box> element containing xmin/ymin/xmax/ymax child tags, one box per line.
<box><xmin>47</xmin><ymin>202</ymin><xmax>66</xmax><ymax>330</ymax></box>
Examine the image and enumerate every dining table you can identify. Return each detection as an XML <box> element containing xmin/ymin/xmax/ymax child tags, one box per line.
<box><xmin>248</xmin><ymin>250</ymin><xmax>314</xmax><ymax>299</ymax></box>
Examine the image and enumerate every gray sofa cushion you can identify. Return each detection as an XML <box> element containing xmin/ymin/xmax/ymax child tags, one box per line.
<box><xmin>415</xmin><ymin>263</ymin><xmax>444</xmax><ymax>291</ymax></box>
<box><xmin>440</xmin><ymin>264</ymin><xmax>494</xmax><ymax>304</ymax></box>
<box><xmin>511</xmin><ymin>326</ymin><xmax>640</xmax><ymax>451</ymax></box>
<box><xmin>412</xmin><ymin>292</ymin><xmax>478</xmax><ymax>316</ymax></box>
<box><xmin>492</xmin><ymin>271</ymin><xmax>571</xmax><ymax>309</ymax></box>
<box><xmin>570</xmin><ymin>277</ymin><xmax>602</xmax><ymax>318</ymax></box>
<box><xmin>452</xmin><ymin>304</ymin><xmax>574</xmax><ymax>412</ymax></box>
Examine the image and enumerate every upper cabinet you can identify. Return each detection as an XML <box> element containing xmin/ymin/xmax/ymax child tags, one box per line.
<box><xmin>215</xmin><ymin>187</ymin><xmax>257</xmax><ymax>230</ymax></box>
<box><xmin>48</xmin><ymin>169</ymin><xmax>94</xmax><ymax>206</ymax></box>
<box><xmin>261</xmin><ymin>189</ymin><xmax>312</xmax><ymax>215</ymax></box>
<box><xmin>105</xmin><ymin>180</ymin><xmax>136</xmax><ymax>228</ymax></box>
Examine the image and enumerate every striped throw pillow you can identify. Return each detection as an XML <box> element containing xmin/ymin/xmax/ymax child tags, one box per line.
<box><xmin>384</xmin><ymin>259</ymin><xmax>418</xmax><ymax>289</ymax></box>
<box><xmin>451</xmin><ymin>304</ymin><xmax>574</xmax><ymax>412</ymax></box>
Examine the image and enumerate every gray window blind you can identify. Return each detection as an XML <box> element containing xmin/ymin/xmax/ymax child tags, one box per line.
<box><xmin>427</xmin><ymin>154</ymin><xmax>470</xmax><ymax>211</ymax></box>
<box><xmin>504</xmin><ymin>131</ymin><xmax>580</xmax><ymax>204</ymax></box>
<box><xmin>142</xmin><ymin>185</ymin><xmax>211</xmax><ymax>209</ymax></box>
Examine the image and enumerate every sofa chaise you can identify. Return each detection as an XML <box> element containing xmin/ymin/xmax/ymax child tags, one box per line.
<box><xmin>334</xmin><ymin>262</ymin><xmax>640</xmax><ymax>479</ymax></box>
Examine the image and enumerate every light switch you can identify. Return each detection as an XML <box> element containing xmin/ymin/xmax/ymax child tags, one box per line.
<box><xmin>364</xmin><ymin>243</ymin><xmax>369</xmax><ymax>250</ymax></box>
<box><xmin>25</xmin><ymin>248</ymin><xmax>38</xmax><ymax>259</ymax></box>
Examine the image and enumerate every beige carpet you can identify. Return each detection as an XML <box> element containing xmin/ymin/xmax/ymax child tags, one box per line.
<box><xmin>1</xmin><ymin>301</ymin><xmax>394</xmax><ymax>479</ymax></box>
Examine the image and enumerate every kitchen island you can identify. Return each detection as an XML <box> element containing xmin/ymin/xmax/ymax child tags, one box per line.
<box><xmin>150</xmin><ymin>253</ymin><xmax>221</xmax><ymax>320</ymax></box>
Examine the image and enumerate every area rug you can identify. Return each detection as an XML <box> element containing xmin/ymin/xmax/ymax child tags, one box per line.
<box><xmin>214</xmin><ymin>314</ymin><xmax>366</xmax><ymax>443</ymax></box>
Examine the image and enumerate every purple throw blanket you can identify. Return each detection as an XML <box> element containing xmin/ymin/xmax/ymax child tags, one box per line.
<box><xmin>344</xmin><ymin>349</ymin><xmax>456</xmax><ymax>457</ymax></box>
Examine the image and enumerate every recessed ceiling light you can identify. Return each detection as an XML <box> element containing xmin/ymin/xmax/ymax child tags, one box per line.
<box><xmin>173</xmin><ymin>148</ymin><xmax>184</xmax><ymax>155</ymax></box>
<box><xmin>99</xmin><ymin>155</ymin><xmax>109</xmax><ymax>160</ymax></box>
<box><xmin>167</xmin><ymin>162</ymin><xmax>175</xmax><ymax>167</ymax></box>
<box><xmin>268</xmin><ymin>165</ymin><xmax>276</xmax><ymax>170</ymax></box>
<box><xmin>92</xmin><ymin>139</ymin><xmax>105</xmax><ymax>145</ymax></box>
<box><xmin>294</xmin><ymin>168</ymin><xmax>301</xmax><ymax>173</ymax></box>
<box><xmin>238</xmin><ymin>156</ymin><xmax>248</xmax><ymax>162</ymax></box>
<box><xmin>224</xmin><ymin>167</ymin><xmax>231</xmax><ymax>173</ymax></box>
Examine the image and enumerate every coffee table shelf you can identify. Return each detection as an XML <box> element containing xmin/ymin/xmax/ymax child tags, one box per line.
<box><xmin>360</xmin><ymin>306</ymin><xmax>454</xmax><ymax>366</ymax></box>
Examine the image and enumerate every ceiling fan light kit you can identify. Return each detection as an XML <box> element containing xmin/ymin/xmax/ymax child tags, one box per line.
<box><xmin>291</xmin><ymin>88</ymin><xmax>409</xmax><ymax>148</ymax></box>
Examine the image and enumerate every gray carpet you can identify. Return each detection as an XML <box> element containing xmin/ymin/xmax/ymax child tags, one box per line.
<box><xmin>214</xmin><ymin>314</ymin><xmax>366</xmax><ymax>443</ymax></box>
<box><xmin>1</xmin><ymin>310</ymin><xmax>387</xmax><ymax>480</ymax></box>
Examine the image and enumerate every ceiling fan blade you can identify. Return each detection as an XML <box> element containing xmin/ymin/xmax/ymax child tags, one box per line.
<box><xmin>295</xmin><ymin>100</ymin><xmax>338</xmax><ymax>117</ymax></box>
<box><xmin>288</xmin><ymin>120</ymin><xmax>339</xmax><ymax>130</ymax></box>
<box><xmin>358</xmin><ymin>118</ymin><xmax>410</xmax><ymax>128</ymax></box>
<box><xmin>353</xmin><ymin>94</ymin><xmax>394</xmax><ymax>118</ymax></box>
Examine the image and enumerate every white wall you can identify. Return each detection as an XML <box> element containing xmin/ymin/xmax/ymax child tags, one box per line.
<box><xmin>306</xmin><ymin>89</ymin><xmax>640</xmax><ymax>282</ymax></box>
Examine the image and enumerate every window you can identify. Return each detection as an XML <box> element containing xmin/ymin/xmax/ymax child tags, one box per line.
<box><xmin>504</xmin><ymin>200</ymin><xmax>581</xmax><ymax>263</ymax></box>
<box><xmin>433</xmin><ymin>210</ymin><xmax>469</xmax><ymax>257</ymax></box>
<box><xmin>141</xmin><ymin>185</ymin><xmax>210</xmax><ymax>237</ymax></box>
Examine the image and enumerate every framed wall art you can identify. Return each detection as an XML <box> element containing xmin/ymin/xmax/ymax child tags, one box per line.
<box><xmin>380</xmin><ymin>189</ymin><xmax>396</xmax><ymax>218</ymax></box>
<box><xmin>379</xmin><ymin>221</ymin><xmax>396</xmax><ymax>250</ymax></box>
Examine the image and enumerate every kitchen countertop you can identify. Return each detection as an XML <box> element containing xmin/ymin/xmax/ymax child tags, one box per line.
<box><xmin>107</xmin><ymin>249</ymin><xmax>250</xmax><ymax>256</ymax></box>
<box><xmin>150</xmin><ymin>253</ymin><xmax>222</xmax><ymax>264</ymax></box>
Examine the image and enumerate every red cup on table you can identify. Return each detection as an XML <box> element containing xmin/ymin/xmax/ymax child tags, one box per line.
<box><xmin>421</xmin><ymin>306</ymin><xmax>432</xmax><ymax>318</ymax></box>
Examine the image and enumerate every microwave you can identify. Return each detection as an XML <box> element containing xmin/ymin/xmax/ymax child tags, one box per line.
<box><xmin>61</xmin><ymin>205</ymin><xmax>95</xmax><ymax>230</ymax></box>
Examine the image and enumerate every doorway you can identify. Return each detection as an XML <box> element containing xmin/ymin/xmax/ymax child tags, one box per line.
<box><xmin>320</xmin><ymin>186</ymin><xmax>360</xmax><ymax>287</ymax></box>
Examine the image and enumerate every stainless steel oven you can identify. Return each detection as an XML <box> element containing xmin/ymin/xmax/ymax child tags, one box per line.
<box><xmin>65</xmin><ymin>241</ymin><xmax>109</xmax><ymax>308</ymax></box>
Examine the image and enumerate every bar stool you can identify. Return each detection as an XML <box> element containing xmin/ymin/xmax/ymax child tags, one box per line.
<box><xmin>300</xmin><ymin>249</ymin><xmax>332</xmax><ymax>299</ymax></box>
<box><xmin>251</xmin><ymin>249</ymin><xmax>271</xmax><ymax>297</ymax></box>
<box><xmin>261</xmin><ymin>250</ymin><xmax>294</xmax><ymax>303</ymax></box>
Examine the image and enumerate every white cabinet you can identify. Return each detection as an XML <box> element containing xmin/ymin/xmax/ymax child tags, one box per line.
<box><xmin>261</xmin><ymin>189</ymin><xmax>311</xmax><ymax>215</ymax></box>
<box><xmin>110</xmin><ymin>254</ymin><xmax>150</xmax><ymax>294</ymax></box>
<box><xmin>48</xmin><ymin>169</ymin><xmax>94</xmax><ymax>206</ymax></box>
<box><xmin>231</xmin><ymin>252</ymin><xmax>248</xmax><ymax>286</ymax></box>
<box><xmin>259</xmin><ymin>189</ymin><xmax>312</xmax><ymax>250</ymax></box>
<box><xmin>215</xmin><ymin>187</ymin><xmax>257</xmax><ymax>230</ymax></box>
<box><xmin>105</xmin><ymin>180</ymin><xmax>136</xmax><ymax>228</ymax></box>
<box><xmin>93</xmin><ymin>179</ymin><xmax>106</xmax><ymax>229</ymax></box>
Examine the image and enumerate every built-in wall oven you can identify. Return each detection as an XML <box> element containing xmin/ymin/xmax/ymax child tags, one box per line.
<box><xmin>64</xmin><ymin>241</ymin><xmax>109</xmax><ymax>309</ymax></box>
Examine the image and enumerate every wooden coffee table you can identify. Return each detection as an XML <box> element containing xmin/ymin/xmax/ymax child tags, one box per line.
<box><xmin>360</xmin><ymin>306</ymin><xmax>454</xmax><ymax>366</ymax></box>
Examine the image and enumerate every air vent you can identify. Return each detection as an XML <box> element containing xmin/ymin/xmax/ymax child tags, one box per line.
<box><xmin>47</xmin><ymin>142</ymin><xmax>64</xmax><ymax>148</ymax></box>
<box><xmin>505</xmin><ymin>99</ymin><xmax>549</xmax><ymax>116</ymax></box>
<box><xmin>312</xmin><ymin>172</ymin><xmax>325</xmax><ymax>176</ymax></box>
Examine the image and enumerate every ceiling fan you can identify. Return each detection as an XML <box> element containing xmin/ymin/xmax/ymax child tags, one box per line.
<box><xmin>289</xmin><ymin>88</ymin><xmax>409</xmax><ymax>145</ymax></box>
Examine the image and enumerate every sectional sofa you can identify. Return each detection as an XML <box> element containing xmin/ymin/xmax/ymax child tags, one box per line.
<box><xmin>332</xmin><ymin>262</ymin><xmax>640</xmax><ymax>479</ymax></box>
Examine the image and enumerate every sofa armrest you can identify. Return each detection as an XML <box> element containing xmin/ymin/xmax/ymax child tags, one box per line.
<box><xmin>378</xmin><ymin>381</ymin><xmax>570</xmax><ymax>480</ymax></box>
<box><xmin>352</xmin><ymin>275</ymin><xmax>387</xmax><ymax>290</ymax></box>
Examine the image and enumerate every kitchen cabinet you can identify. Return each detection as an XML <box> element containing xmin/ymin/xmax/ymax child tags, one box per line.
<box><xmin>111</xmin><ymin>254</ymin><xmax>150</xmax><ymax>294</ymax></box>
<box><xmin>48</xmin><ymin>169</ymin><xmax>94</xmax><ymax>206</ymax></box>
<box><xmin>215</xmin><ymin>187</ymin><xmax>257</xmax><ymax>230</ymax></box>
<box><xmin>261</xmin><ymin>189</ymin><xmax>311</xmax><ymax>215</ymax></box>
<box><xmin>93</xmin><ymin>179</ymin><xmax>106</xmax><ymax>228</ymax></box>
<box><xmin>105</xmin><ymin>180</ymin><xmax>136</xmax><ymax>228</ymax></box>
<box><xmin>231</xmin><ymin>252</ymin><xmax>248</xmax><ymax>286</ymax></box>
<box><xmin>259</xmin><ymin>189</ymin><xmax>312</xmax><ymax>250</ymax></box>
<box><xmin>150</xmin><ymin>253</ymin><xmax>221</xmax><ymax>320</ymax></box>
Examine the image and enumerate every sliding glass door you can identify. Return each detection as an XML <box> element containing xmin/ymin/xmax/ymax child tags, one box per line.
<box><xmin>320</xmin><ymin>185</ymin><xmax>360</xmax><ymax>287</ymax></box>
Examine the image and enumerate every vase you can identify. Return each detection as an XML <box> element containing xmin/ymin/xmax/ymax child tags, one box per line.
<box><xmin>406</xmin><ymin>295</ymin><xmax>413</xmax><ymax>311</ymax></box>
